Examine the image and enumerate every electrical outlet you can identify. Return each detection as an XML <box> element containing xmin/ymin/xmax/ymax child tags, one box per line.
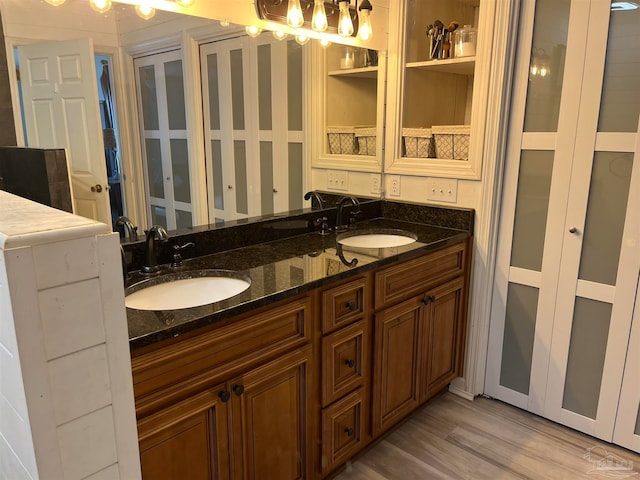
<box><xmin>370</xmin><ymin>174</ymin><xmax>381</xmax><ymax>194</ymax></box>
<box><xmin>327</xmin><ymin>170</ymin><xmax>349</xmax><ymax>191</ymax></box>
<box><xmin>388</xmin><ymin>175</ymin><xmax>401</xmax><ymax>197</ymax></box>
<box><xmin>426</xmin><ymin>177</ymin><xmax>458</xmax><ymax>203</ymax></box>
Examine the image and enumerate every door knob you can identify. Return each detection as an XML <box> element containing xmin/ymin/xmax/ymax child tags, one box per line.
<box><xmin>569</xmin><ymin>227</ymin><xmax>578</xmax><ymax>234</ymax></box>
<box><xmin>90</xmin><ymin>184</ymin><xmax>103</xmax><ymax>193</ymax></box>
<box><xmin>345</xmin><ymin>359</ymin><xmax>355</xmax><ymax>368</ymax></box>
<box><xmin>219</xmin><ymin>390</ymin><xmax>231</xmax><ymax>402</ymax></box>
<box><xmin>344</xmin><ymin>427</ymin><xmax>354</xmax><ymax>436</ymax></box>
<box><xmin>345</xmin><ymin>300</ymin><xmax>357</xmax><ymax>311</ymax></box>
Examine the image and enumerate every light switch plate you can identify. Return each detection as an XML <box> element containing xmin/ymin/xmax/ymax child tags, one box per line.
<box><xmin>426</xmin><ymin>178</ymin><xmax>458</xmax><ymax>203</ymax></box>
<box><xmin>327</xmin><ymin>170</ymin><xmax>349</xmax><ymax>191</ymax></box>
<box><xmin>388</xmin><ymin>175</ymin><xmax>401</xmax><ymax>196</ymax></box>
<box><xmin>370</xmin><ymin>174</ymin><xmax>381</xmax><ymax>194</ymax></box>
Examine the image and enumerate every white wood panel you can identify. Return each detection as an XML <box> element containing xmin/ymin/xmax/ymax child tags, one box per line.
<box><xmin>31</xmin><ymin>237</ymin><xmax>98</xmax><ymax>290</ymax></box>
<box><xmin>83</xmin><ymin>464</ymin><xmax>120</xmax><ymax>480</ymax></box>
<box><xmin>0</xmin><ymin>434</ymin><xmax>33</xmax><ymax>480</ymax></box>
<box><xmin>0</xmin><ymin>391</ymin><xmax>37</xmax><ymax>479</ymax></box>
<box><xmin>56</xmin><ymin>406</ymin><xmax>118</xmax><ymax>480</ymax></box>
<box><xmin>96</xmin><ymin>233</ymin><xmax>142</xmax><ymax>480</ymax></box>
<box><xmin>48</xmin><ymin>345</ymin><xmax>112</xmax><ymax>425</ymax></box>
<box><xmin>4</xmin><ymin>247</ymin><xmax>65</xmax><ymax>479</ymax></box>
<box><xmin>38</xmin><ymin>279</ymin><xmax>106</xmax><ymax>361</ymax></box>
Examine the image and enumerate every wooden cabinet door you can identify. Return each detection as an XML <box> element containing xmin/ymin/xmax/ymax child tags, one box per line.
<box><xmin>421</xmin><ymin>277</ymin><xmax>466</xmax><ymax>401</ymax></box>
<box><xmin>229</xmin><ymin>347</ymin><xmax>311</xmax><ymax>480</ymax></box>
<box><xmin>371</xmin><ymin>296</ymin><xmax>423</xmax><ymax>436</ymax></box>
<box><xmin>138</xmin><ymin>387</ymin><xmax>230</xmax><ymax>480</ymax></box>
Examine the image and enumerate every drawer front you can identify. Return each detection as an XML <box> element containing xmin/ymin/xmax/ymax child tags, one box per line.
<box><xmin>322</xmin><ymin>277</ymin><xmax>368</xmax><ymax>334</ymax></box>
<box><xmin>132</xmin><ymin>296</ymin><xmax>310</xmax><ymax>414</ymax></box>
<box><xmin>321</xmin><ymin>388</ymin><xmax>366</xmax><ymax>475</ymax></box>
<box><xmin>374</xmin><ymin>242</ymin><xmax>467</xmax><ymax>309</ymax></box>
<box><xmin>322</xmin><ymin>320</ymin><xmax>368</xmax><ymax>407</ymax></box>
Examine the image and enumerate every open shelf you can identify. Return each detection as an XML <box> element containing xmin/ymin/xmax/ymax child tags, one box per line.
<box><xmin>327</xmin><ymin>66</ymin><xmax>379</xmax><ymax>79</ymax></box>
<box><xmin>406</xmin><ymin>57</ymin><xmax>476</xmax><ymax>76</ymax></box>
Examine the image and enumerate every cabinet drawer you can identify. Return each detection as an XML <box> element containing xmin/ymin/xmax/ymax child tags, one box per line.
<box><xmin>321</xmin><ymin>388</ymin><xmax>366</xmax><ymax>475</ymax></box>
<box><xmin>322</xmin><ymin>277</ymin><xmax>368</xmax><ymax>334</ymax></box>
<box><xmin>322</xmin><ymin>320</ymin><xmax>368</xmax><ymax>407</ymax></box>
<box><xmin>132</xmin><ymin>296</ymin><xmax>310</xmax><ymax>414</ymax></box>
<box><xmin>374</xmin><ymin>242</ymin><xmax>467</xmax><ymax>309</ymax></box>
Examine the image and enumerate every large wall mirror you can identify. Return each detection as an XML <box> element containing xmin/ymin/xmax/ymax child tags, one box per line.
<box><xmin>2</xmin><ymin>0</ymin><xmax>386</xmax><ymax>238</ymax></box>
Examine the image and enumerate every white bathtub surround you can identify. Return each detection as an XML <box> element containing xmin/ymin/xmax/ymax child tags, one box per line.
<box><xmin>0</xmin><ymin>191</ymin><xmax>141</xmax><ymax>479</ymax></box>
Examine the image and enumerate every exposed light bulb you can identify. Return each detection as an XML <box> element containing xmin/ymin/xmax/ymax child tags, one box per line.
<box><xmin>44</xmin><ymin>0</ymin><xmax>66</xmax><ymax>6</ymax></box>
<box><xmin>135</xmin><ymin>4</ymin><xmax>156</xmax><ymax>19</ymax></box>
<box><xmin>89</xmin><ymin>0</ymin><xmax>112</xmax><ymax>13</ymax></box>
<box><xmin>337</xmin><ymin>1</ymin><xmax>354</xmax><ymax>37</ymax></box>
<box><xmin>319</xmin><ymin>37</ymin><xmax>332</xmax><ymax>48</ymax></box>
<box><xmin>287</xmin><ymin>0</ymin><xmax>304</xmax><ymax>28</ymax></box>
<box><xmin>245</xmin><ymin>25</ymin><xmax>262</xmax><ymax>38</ymax></box>
<box><xmin>272</xmin><ymin>31</ymin><xmax>288</xmax><ymax>41</ymax></box>
<box><xmin>295</xmin><ymin>34</ymin><xmax>310</xmax><ymax>46</ymax></box>
<box><xmin>357</xmin><ymin>1</ymin><xmax>373</xmax><ymax>41</ymax></box>
<box><xmin>311</xmin><ymin>0</ymin><xmax>328</xmax><ymax>32</ymax></box>
<box><xmin>175</xmin><ymin>0</ymin><xmax>195</xmax><ymax>6</ymax></box>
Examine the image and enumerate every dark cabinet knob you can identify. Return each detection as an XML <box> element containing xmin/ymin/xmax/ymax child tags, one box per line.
<box><xmin>346</xmin><ymin>300</ymin><xmax>357</xmax><ymax>311</ymax></box>
<box><xmin>344</xmin><ymin>427</ymin><xmax>354</xmax><ymax>436</ymax></box>
<box><xmin>345</xmin><ymin>359</ymin><xmax>355</xmax><ymax>368</ymax></box>
<box><xmin>232</xmin><ymin>384</ymin><xmax>245</xmax><ymax>396</ymax></box>
<box><xmin>219</xmin><ymin>390</ymin><xmax>231</xmax><ymax>402</ymax></box>
<box><xmin>422</xmin><ymin>295</ymin><xmax>436</xmax><ymax>305</ymax></box>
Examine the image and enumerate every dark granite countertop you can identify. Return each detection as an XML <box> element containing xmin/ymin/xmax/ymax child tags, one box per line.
<box><xmin>124</xmin><ymin>201</ymin><xmax>474</xmax><ymax>351</ymax></box>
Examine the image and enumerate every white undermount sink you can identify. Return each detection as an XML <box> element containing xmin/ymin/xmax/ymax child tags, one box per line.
<box><xmin>125</xmin><ymin>270</ymin><xmax>251</xmax><ymax>311</ymax></box>
<box><xmin>336</xmin><ymin>229</ymin><xmax>418</xmax><ymax>249</ymax></box>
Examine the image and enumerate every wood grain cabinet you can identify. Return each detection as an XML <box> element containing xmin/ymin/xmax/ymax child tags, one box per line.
<box><xmin>319</xmin><ymin>276</ymin><xmax>370</xmax><ymax>476</ymax></box>
<box><xmin>131</xmin><ymin>240</ymin><xmax>471</xmax><ymax>479</ymax></box>
<box><xmin>131</xmin><ymin>296</ymin><xmax>313</xmax><ymax>480</ymax></box>
<box><xmin>372</xmin><ymin>241</ymin><xmax>470</xmax><ymax>436</ymax></box>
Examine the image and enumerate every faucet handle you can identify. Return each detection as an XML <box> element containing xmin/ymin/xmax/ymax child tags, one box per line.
<box><xmin>171</xmin><ymin>242</ymin><xmax>195</xmax><ymax>268</ymax></box>
<box><xmin>348</xmin><ymin>209</ymin><xmax>362</xmax><ymax>227</ymax></box>
<box><xmin>314</xmin><ymin>216</ymin><xmax>330</xmax><ymax>236</ymax></box>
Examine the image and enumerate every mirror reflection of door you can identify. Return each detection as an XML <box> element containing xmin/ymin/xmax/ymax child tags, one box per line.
<box><xmin>200</xmin><ymin>34</ymin><xmax>305</xmax><ymax>223</ymax></box>
<box><xmin>134</xmin><ymin>50</ymin><xmax>194</xmax><ymax>231</ymax></box>
<box><xmin>17</xmin><ymin>38</ymin><xmax>114</xmax><ymax>225</ymax></box>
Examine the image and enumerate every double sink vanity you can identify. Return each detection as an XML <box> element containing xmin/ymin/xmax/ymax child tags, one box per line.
<box><xmin>122</xmin><ymin>199</ymin><xmax>474</xmax><ymax>479</ymax></box>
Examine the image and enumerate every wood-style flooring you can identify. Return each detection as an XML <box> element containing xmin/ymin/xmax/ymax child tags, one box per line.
<box><xmin>334</xmin><ymin>392</ymin><xmax>640</xmax><ymax>480</ymax></box>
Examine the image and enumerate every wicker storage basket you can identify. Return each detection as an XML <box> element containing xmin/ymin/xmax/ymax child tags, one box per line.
<box><xmin>327</xmin><ymin>126</ymin><xmax>356</xmax><ymax>154</ymax></box>
<box><xmin>354</xmin><ymin>126</ymin><xmax>377</xmax><ymax>156</ymax></box>
<box><xmin>431</xmin><ymin>125</ymin><xmax>471</xmax><ymax>160</ymax></box>
<box><xmin>402</xmin><ymin>128</ymin><xmax>434</xmax><ymax>158</ymax></box>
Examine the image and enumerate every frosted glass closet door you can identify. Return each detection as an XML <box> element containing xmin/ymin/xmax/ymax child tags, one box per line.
<box><xmin>486</xmin><ymin>0</ymin><xmax>640</xmax><ymax>445</ymax></box>
<box><xmin>201</xmin><ymin>36</ymin><xmax>304</xmax><ymax>223</ymax></box>
<box><xmin>486</xmin><ymin>0</ymin><xmax>576</xmax><ymax>414</ymax></box>
<box><xmin>135</xmin><ymin>50</ymin><xmax>193</xmax><ymax>230</ymax></box>
<box><xmin>544</xmin><ymin>0</ymin><xmax>640</xmax><ymax>441</ymax></box>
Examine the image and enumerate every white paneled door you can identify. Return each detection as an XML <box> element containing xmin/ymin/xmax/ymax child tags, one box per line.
<box><xmin>486</xmin><ymin>0</ymin><xmax>640</xmax><ymax>450</ymax></box>
<box><xmin>18</xmin><ymin>38</ymin><xmax>111</xmax><ymax>224</ymax></box>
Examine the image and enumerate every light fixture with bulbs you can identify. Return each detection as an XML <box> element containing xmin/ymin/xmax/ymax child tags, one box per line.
<box><xmin>272</xmin><ymin>30</ymin><xmax>289</xmax><ymax>40</ymax></box>
<box><xmin>245</xmin><ymin>25</ymin><xmax>263</xmax><ymax>38</ymax></box>
<box><xmin>43</xmin><ymin>0</ymin><xmax>197</xmax><ymax>20</ymax></box>
<box><xmin>255</xmin><ymin>0</ymin><xmax>373</xmax><ymax>40</ymax></box>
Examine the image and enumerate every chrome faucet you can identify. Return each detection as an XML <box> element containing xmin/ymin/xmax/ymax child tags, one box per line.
<box><xmin>115</xmin><ymin>216</ymin><xmax>138</xmax><ymax>242</ymax></box>
<box><xmin>141</xmin><ymin>225</ymin><xmax>169</xmax><ymax>274</ymax></box>
<box><xmin>304</xmin><ymin>190</ymin><xmax>327</xmax><ymax>210</ymax></box>
<box><xmin>335</xmin><ymin>196</ymin><xmax>360</xmax><ymax>231</ymax></box>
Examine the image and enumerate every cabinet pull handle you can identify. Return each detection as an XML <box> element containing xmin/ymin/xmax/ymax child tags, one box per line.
<box><xmin>219</xmin><ymin>390</ymin><xmax>231</xmax><ymax>402</ymax></box>
<box><xmin>346</xmin><ymin>300</ymin><xmax>357</xmax><ymax>311</ymax></box>
<box><xmin>422</xmin><ymin>295</ymin><xmax>436</xmax><ymax>304</ymax></box>
<box><xmin>232</xmin><ymin>384</ymin><xmax>245</xmax><ymax>396</ymax></box>
<box><xmin>345</xmin><ymin>359</ymin><xmax>355</xmax><ymax>368</ymax></box>
<box><xmin>344</xmin><ymin>427</ymin><xmax>354</xmax><ymax>436</ymax></box>
<box><xmin>569</xmin><ymin>227</ymin><xmax>578</xmax><ymax>234</ymax></box>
